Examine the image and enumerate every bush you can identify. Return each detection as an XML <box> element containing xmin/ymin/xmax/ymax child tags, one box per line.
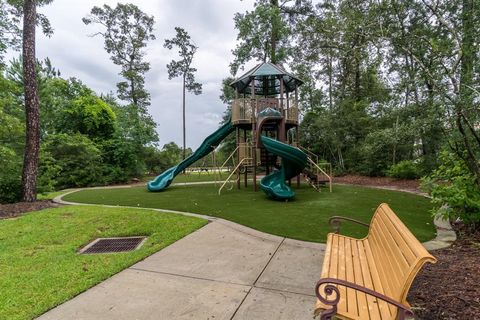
<box><xmin>0</xmin><ymin>146</ymin><xmax>22</xmax><ymax>203</ymax></box>
<box><xmin>387</xmin><ymin>160</ymin><xmax>421</xmax><ymax>180</ymax></box>
<box><xmin>40</xmin><ymin>133</ymin><xmax>106</xmax><ymax>189</ymax></box>
<box><xmin>421</xmin><ymin>151</ymin><xmax>480</xmax><ymax>231</ymax></box>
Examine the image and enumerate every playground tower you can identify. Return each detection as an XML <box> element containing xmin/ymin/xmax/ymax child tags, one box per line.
<box><xmin>226</xmin><ymin>62</ymin><xmax>303</xmax><ymax>192</ymax></box>
<box><xmin>147</xmin><ymin>62</ymin><xmax>332</xmax><ymax>199</ymax></box>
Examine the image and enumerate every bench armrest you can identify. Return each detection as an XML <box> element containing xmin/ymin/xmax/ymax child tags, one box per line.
<box><xmin>328</xmin><ymin>216</ymin><xmax>369</xmax><ymax>234</ymax></box>
<box><xmin>315</xmin><ymin>278</ymin><xmax>414</xmax><ymax>320</ymax></box>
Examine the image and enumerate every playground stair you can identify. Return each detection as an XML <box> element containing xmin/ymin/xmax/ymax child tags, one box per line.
<box><xmin>296</xmin><ymin>145</ymin><xmax>333</xmax><ymax>192</ymax></box>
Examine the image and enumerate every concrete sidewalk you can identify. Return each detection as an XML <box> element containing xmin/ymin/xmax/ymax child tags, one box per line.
<box><xmin>37</xmin><ymin>220</ymin><xmax>325</xmax><ymax>320</ymax></box>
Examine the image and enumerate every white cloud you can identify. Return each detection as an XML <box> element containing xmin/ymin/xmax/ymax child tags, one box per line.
<box><xmin>10</xmin><ymin>0</ymin><xmax>256</xmax><ymax>149</ymax></box>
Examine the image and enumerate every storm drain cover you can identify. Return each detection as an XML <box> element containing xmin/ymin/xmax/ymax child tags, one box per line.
<box><xmin>79</xmin><ymin>237</ymin><xmax>146</xmax><ymax>254</ymax></box>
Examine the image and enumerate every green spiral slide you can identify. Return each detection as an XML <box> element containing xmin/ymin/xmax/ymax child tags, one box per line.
<box><xmin>147</xmin><ymin>120</ymin><xmax>235</xmax><ymax>192</ymax></box>
<box><xmin>260</xmin><ymin>135</ymin><xmax>308</xmax><ymax>200</ymax></box>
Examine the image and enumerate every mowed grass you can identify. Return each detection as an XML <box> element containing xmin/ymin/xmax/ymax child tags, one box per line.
<box><xmin>0</xmin><ymin>206</ymin><xmax>206</xmax><ymax>320</ymax></box>
<box><xmin>64</xmin><ymin>184</ymin><xmax>436</xmax><ymax>243</ymax></box>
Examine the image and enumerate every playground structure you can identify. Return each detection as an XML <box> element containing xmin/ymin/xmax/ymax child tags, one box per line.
<box><xmin>148</xmin><ymin>62</ymin><xmax>332</xmax><ymax>199</ymax></box>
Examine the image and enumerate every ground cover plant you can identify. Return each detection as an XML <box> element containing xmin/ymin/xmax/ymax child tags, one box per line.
<box><xmin>64</xmin><ymin>184</ymin><xmax>436</xmax><ymax>243</ymax></box>
<box><xmin>0</xmin><ymin>206</ymin><xmax>206</xmax><ymax>320</ymax></box>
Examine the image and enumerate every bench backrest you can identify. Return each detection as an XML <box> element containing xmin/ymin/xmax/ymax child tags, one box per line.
<box><xmin>367</xmin><ymin>203</ymin><xmax>437</xmax><ymax>305</ymax></box>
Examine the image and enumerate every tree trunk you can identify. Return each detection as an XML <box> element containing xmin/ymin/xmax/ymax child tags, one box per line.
<box><xmin>270</xmin><ymin>0</ymin><xmax>278</xmax><ymax>63</ymax></box>
<box><xmin>21</xmin><ymin>0</ymin><xmax>40</xmax><ymax>202</ymax></box>
<box><xmin>182</xmin><ymin>73</ymin><xmax>186</xmax><ymax>160</ymax></box>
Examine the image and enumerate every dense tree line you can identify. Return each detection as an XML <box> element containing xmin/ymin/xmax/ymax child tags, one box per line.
<box><xmin>228</xmin><ymin>0</ymin><xmax>479</xmax><ymax>229</ymax></box>
<box><xmin>0</xmin><ymin>2</ymin><xmax>193</xmax><ymax>203</ymax></box>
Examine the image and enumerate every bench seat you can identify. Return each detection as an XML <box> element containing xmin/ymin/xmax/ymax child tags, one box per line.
<box><xmin>315</xmin><ymin>203</ymin><xmax>437</xmax><ymax>320</ymax></box>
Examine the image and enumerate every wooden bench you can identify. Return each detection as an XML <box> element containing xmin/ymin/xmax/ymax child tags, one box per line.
<box><xmin>314</xmin><ymin>203</ymin><xmax>437</xmax><ymax>320</ymax></box>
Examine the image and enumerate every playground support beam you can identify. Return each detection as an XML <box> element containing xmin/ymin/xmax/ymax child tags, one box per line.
<box><xmin>244</xmin><ymin>129</ymin><xmax>248</xmax><ymax>187</ymax></box>
<box><xmin>295</xmin><ymin>83</ymin><xmax>300</xmax><ymax>187</ymax></box>
<box><xmin>251</xmin><ymin>77</ymin><xmax>257</xmax><ymax>191</ymax></box>
<box><xmin>236</xmin><ymin>127</ymin><xmax>240</xmax><ymax>189</ymax></box>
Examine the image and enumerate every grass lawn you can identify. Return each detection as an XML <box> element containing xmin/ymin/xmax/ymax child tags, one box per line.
<box><xmin>37</xmin><ymin>189</ymin><xmax>74</xmax><ymax>200</ymax></box>
<box><xmin>0</xmin><ymin>206</ymin><xmax>206</xmax><ymax>320</ymax></box>
<box><xmin>63</xmin><ymin>184</ymin><xmax>436</xmax><ymax>243</ymax></box>
<box><xmin>148</xmin><ymin>171</ymin><xmax>231</xmax><ymax>183</ymax></box>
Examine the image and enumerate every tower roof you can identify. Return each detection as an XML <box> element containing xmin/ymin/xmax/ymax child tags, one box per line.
<box><xmin>230</xmin><ymin>62</ymin><xmax>303</xmax><ymax>96</ymax></box>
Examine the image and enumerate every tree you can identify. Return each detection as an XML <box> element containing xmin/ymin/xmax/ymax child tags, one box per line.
<box><xmin>164</xmin><ymin>27</ymin><xmax>202</xmax><ymax>159</ymax></box>
<box><xmin>0</xmin><ymin>0</ymin><xmax>21</xmax><ymax>67</ymax></box>
<box><xmin>20</xmin><ymin>0</ymin><xmax>52</xmax><ymax>201</ymax></box>
<box><xmin>83</xmin><ymin>3</ymin><xmax>155</xmax><ymax>111</ymax></box>
<box><xmin>230</xmin><ymin>0</ymin><xmax>312</xmax><ymax>75</ymax></box>
<box><xmin>382</xmin><ymin>0</ymin><xmax>480</xmax><ymax>185</ymax></box>
<box><xmin>82</xmin><ymin>3</ymin><xmax>158</xmax><ymax>165</ymax></box>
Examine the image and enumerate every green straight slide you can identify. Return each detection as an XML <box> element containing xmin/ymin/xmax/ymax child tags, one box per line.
<box><xmin>147</xmin><ymin>120</ymin><xmax>235</xmax><ymax>192</ymax></box>
<box><xmin>260</xmin><ymin>135</ymin><xmax>308</xmax><ymax>200</ymax></box>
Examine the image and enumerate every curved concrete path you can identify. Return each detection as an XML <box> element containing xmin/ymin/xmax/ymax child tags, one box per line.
<box><xmin>37</xmin><ymin>213</ymin><xmax>324</xmax><ymax>319</ymax></box>
<box><xmin>37</xmin><ymin>185</ymin><xmax>454</xmax><ymax>320</ymax></box>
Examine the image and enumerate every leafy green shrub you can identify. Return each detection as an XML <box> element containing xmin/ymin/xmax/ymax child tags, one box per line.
<box><xmin>421</xmin><ymin>151</ymin><xmax>480</xmax><ymax>231</ymax></box>
<box><xmin>40</xmin><ymin>133</ymin><xmax>106</xmax><ymax>189</ymax></box>
<box><xmin>37</xmin><ymin>150</ymin><xmax>61</xmax><ymax>194</ymax></box>
<box><xmin>58</xmin><ymin>94</ymin><xmax>117</xmax><ymax>139</ymax></box>
<box><xmin>0</xmin><ymin>146</ymin><xmax>22</xmax><ymax>203</ymax></box>
<box><xmin>387</xmin><ymin>160</ymin><xmax>421</xmax><ymax>179</ymax></box>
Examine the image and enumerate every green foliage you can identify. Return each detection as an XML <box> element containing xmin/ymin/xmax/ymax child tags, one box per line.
<box><xmin>388</xmin><ymin>160</ymin><xmax>421</xmax><ymax>180</ymax></box>
<box><xmin>0</xmin><ymin>145</ymin><xmax>22</xmax><ymax>203</ymax></box>
<box><xmin>40</xmin><ymin>133</ymin><xmax>105</xmax><ymax>189</ymax></box>
<box><xmin>422</xmin><ymin>151</ymin><xmax>480</xmax><ymax>231</ymax></box>
<box><xmin>0</xmin><ymin>1</ymin><xmax>21</xmax><ymax>66</ymax></box>
<box><xmin>231</xmin><ymin>3</ymin><xmax>289</xmax><ymax>73</ymax></box>
<box><xmin>0</xmin><ymin>75</ymin><xmax>23</xmax><ymax>202</ymax></box>
<box><xmin>230</xmin><ymin>0</ymin><xmax>310</xmax><ymax>74</ymax></box>
<box><xmin>83</xmin><ymin>3</ymin><xmax>155</xmax><ymax>109</ymax></box>
<box><xmin>164</xmin><ymin>26</ymin><xmax>202</xmax><ymax>94</ymax></box>
<box><xmin>60</xmin><ymin>94</ymin><xmax>117</xmax><ymax>139</ymax></box>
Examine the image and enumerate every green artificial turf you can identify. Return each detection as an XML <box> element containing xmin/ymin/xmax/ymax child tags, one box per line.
<box><xmin>64</xmin><ymin>184</ymin><xmax>436</xmax><ymax>243</ymax></box>
<box><xmin>148</xmin><ymin>171</ymin><xmax>231</xmax><ymax>183</ymax></box>
<box><xmin>0</xmin><ymin>206</ymin><xmax>206</xmax><ymax>320</ymax></box>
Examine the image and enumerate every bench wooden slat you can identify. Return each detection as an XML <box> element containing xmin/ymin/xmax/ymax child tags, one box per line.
<box><xmin>344</xmin><ymin>238</ymin><xmax>358</xmax><ymax>316</ymax></box>
<box><xmin>363</xmin><ymin>239</ymin><xmax>393</xmax><ymax>319</ymax></box>
<box><xmin>338</xmin><ymin>236</ymin><xmax>348</xmax><ymax>313</ymax></box>
<box><xmin>376</xmin><ymin>208</ymin><xmax>416</xmax><ymax>268</ymax></box>
<box><xmin>371</xmin><ymin>222</ymin><xmax>405</xmax><ymax>297</ymax></box>
<box><xmin>352</xmin><ymin>240</ymin><xmax>377</xmax><ymax>319</ymax></box>
<box><xmin>376</xmin><ymin>209</ymin><xmax>417</xmax><ymax>265</ymax></box>
<box><xmin>315</xmin><ymin>203</ymin><xmax>437</xmax><ymax>320</ymax></box>
<box><xmin>370</xmin><ymin>225</ymin><xmax>405</xmax><ymax>315</ymax></box>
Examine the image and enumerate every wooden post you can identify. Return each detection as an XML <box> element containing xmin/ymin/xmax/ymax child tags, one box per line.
<box><xmin>295</xmin><ymin>84</ymin><xmax>300</xmax><ymax>187</ymax></box>
<box><xmin>236</xmin><ymin>127</ymin><xmax>240</xmax><ymax>189</ymax></box>
<box><xmin>279</xmin><ymin>77</ymin><xmax>286</xmax><ymax>143</ymax></box>
<box><xmin>244</xmin><ymin>129</ymin><xmax>248</xmax><ymax>187</ymax></box>
<box><xmin>251</xmin><ymin>77</ymin><xmax>257</xmax><ymax>191</ymax></box>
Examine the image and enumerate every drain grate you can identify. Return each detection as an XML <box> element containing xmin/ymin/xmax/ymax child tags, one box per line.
<box><xmin>79</xmin><ymin>237</ymin><xmax>146</xmax><ymax>254</ymax></box>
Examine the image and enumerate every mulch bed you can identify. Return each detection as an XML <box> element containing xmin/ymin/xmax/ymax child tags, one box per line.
<box><xmin>334</xmin><ymin>174</ymin><xmax>421</xmax><ymax>192</ymax></box>
<box><xmin>0</xmin><ymin>200</ymin><xmax>59</xmax><ymax>219</ymax></box>
<box><xmin>335</xmin><ymin>175</ymin><xmax>479</xmax><ymax>319</ymax></box>
<box><xmin>408</xmin><ymin>226</ymin><xmax>480</xmax><ymax>320</ymax></box>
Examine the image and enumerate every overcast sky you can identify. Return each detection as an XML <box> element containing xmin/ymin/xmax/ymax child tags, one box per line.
<box><xmin>11</xmin><ymin>0</ymin><xmax>257</xmax><ymax>149</ymax></box>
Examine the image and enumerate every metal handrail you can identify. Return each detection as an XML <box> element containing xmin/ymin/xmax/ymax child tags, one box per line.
<box><xmin>298</xmin><ymin>145</ymin><xmax>319</xmax><ymax>164</ymax></box>
<box><xmin>218</xmin><ymin>158</ymin><xmax>252</xmax><ymax>195</ymax></box>
<box><xmin>307</xmin><ymin>157</ymin><xmax>332</xmax><ymax>192</ymax></box>
<box><xmin>219</xmin><ymin>145</ymin><xmax>239</xmax><ymax>170</ymax></box>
